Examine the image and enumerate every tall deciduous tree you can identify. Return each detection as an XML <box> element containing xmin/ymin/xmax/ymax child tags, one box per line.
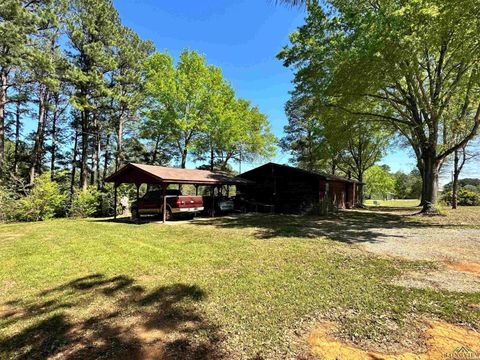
<box><xmin>144</xmin><ymin>50</ymin><xmax>212</xmax><ymax>168</ymax></box>
<box><xmin>224</xmin><ymin>98</ymin><xmax>275</xmax><ymax>172</ymax></box>
<box><xmin>337</xmin><ymin>121</ymin><xmax>391</xmax><ymax>203</ymax></box>
<box><xmin>144</xmin><ymin>50</ymin><xmax>275</xmax><ymax>170</ymax></box>
<box><xmin>279</xmin><ymin>0</ymin><xmax>480</xmax><ymax>213</ymax></box>
<box><xmin>364</xmin><ymin>165</ymin><xmax>395</xmax><ymax>200</ymax></box>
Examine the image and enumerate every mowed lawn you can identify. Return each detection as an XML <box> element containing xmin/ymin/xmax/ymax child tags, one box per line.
<box><xmin>1</xmin><ymin>211</ymin><xmax>479</xmax><ymax>359</ymax></box>
<box><xmin>364</xmin><ymin>199</ymin><xmax>421</xmax><ymax>207</ymax></box>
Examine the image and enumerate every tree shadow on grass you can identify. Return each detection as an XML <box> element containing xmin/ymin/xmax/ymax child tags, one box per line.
<box><xmin>0</xmin><ymin>274</ymin><xmax>225</xmax><ymax>359</ymax></box>
<box><xmin>189</xmin><ymin>210</ymin><xmax>451</xmax><ymax>244</ymax></box>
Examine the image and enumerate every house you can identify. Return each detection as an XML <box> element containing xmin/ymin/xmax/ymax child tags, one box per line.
<box><xmin>238</xmin><ymin>162</ymin><xmax>362</xmax><ymax>213</ymax></box>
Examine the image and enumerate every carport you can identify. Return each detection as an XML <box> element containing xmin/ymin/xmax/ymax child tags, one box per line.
<box><xmin>105</xmin><ymin>163</ymin><xmax>252</xmax><ymax>222</ymax></box>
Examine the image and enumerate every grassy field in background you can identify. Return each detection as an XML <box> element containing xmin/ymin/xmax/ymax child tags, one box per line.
<box><xmin>364</xmin><ymin>199</ymin><xmax>421</xmax><ymax>207</ymax></box>
<box><xmin>1</xmin><ymin>212</ymin><xmax>479</xmax><ymax>358</ymax></box>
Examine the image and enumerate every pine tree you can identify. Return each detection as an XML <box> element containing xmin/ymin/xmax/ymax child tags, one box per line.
<box><xmin>66</xmin><ymin>0</ymin><xmax>120</xmax><ymax>189</ymax></box>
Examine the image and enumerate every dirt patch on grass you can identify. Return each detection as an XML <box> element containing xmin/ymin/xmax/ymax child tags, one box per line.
<box><xmin>446</xmin><ymin>262</ymin><xmax>480</xmax><ymax>275</ymax></box>
<box><xmin>309</xmin><ymin>320</ymin><xmax>480</xmax><ymax>359</ymax></box>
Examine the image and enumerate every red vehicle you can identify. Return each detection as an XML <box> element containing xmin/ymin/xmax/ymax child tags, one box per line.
<box><xmin>132</xmin><ymin>189</ymin><xmax>204</xmax><ymax>220</ymax></box>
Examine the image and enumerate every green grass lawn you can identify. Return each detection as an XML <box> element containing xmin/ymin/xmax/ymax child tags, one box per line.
<box><xmin>364</xmin><ymin>199</ymin><xmax>421</xmax><ymax>207</ymax></box>
<box><xmin>1</xmin><ymin>214</ymin><xmax>479</xmax><ymax>359</ymax></box>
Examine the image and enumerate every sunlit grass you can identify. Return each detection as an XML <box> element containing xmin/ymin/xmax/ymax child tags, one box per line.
<box><xmin>364</xmin><ymin>199</ymin><xmax>420</xmax><ymax>207</ymax></box>
<box><xmin>0</xmin><ymin>215</ymin><xmax>479</xmax><ymax>358</ymax></box>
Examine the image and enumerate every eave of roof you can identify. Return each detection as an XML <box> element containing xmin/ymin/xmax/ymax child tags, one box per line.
<box><xmin>105</xmin><ymin>163</ymin><xmax>253</xmax><ymax>186</ymax></box>
<box><xmin>240</xmin><ymin>162</ymin><xmax>363</xmax><ymax>184</ymax></box>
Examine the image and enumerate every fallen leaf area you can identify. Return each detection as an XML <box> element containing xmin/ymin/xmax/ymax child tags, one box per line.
<box><xmin>309</xmin><ymin>320</ymin><xmax>480</xmax><ymax>360</ymax></box>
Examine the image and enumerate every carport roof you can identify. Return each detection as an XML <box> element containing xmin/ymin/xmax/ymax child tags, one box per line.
<box><xmin>105</xmin><ymin>163</ymin><xmax>253</xmax><ymax>186</ymax></box>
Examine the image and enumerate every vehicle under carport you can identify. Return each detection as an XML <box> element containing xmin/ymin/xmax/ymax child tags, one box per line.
<box><xmin>105</xmin><ymin>163</ymin><xmax>253</xmax><ymax>222</ymax></box>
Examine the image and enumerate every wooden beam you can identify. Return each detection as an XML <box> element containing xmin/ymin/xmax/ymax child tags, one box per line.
<box><xmin>211</xmin><ymin>186</ymin><xmax>215</xmax><ymax>217</ymax></box>
<box><xmin>162</xmin><ymin>183</ymin><xmax>167</xmax><ymax>223</ymax></box>
<box><xmin>113</xmin><ymin>183</ymin><xmax>118</xmax><ymax>220</ymax></box>
<box><xmin>136</xmin><ymin>183</ymin><xmax>140</xmax><ymax>220</ymax></box>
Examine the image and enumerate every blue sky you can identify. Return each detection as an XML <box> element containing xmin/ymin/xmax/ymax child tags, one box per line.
<box><xmin>112</xmin><ymin>0</ymin><xmax>307</xmax><ymax>171</ymax></box>
<box><xmin>112</xmin><ymin>1</ymin><xmax>477</xmax><ymax>183</ymax></box>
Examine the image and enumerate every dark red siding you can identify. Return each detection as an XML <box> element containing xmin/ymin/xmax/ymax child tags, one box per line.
<box><xmin>239</xmin><ymin>163</ymin><xmax>362</xmax><ymax>214</ymax></box>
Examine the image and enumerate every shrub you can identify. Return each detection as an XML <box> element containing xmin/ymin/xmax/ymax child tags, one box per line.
<box><xmin>0</xmin><ymin>186</ymin><xmax>17</xmax><ymax>222</ymax></box>
<box><xmin>15</xmin><ymin>173</ymin><xmax>67</xmax><ymax>221</ymax></box>
<box><xmin>442</xmin><ymin>189</ymin><xmax>480</xmax><ymax>206</ymax></box>
<box><xmin>70</xmin><ymin>187</ymin><xmax>100</xmax><ymax>218</ymax></box>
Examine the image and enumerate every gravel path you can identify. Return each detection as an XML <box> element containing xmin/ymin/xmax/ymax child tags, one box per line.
<box><xmin>308</xmin><ymin>209</ymin><xmax>480</xmax><ymax>293</ymax></box>
<box><xmin>358</xmin><ymin>227</ymin><xmax>480</xmax><ymax>263</ymax></box>
<box><xmin>355</xmin><ymin>212</ymin><xmax>480</xmax><ymax>292</ymax></box>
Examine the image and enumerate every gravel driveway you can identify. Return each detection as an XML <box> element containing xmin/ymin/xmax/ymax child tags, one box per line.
<box><xmin>308</xmin><ymin>209</ymin><xmax>480</xmax><ymax>293</ymax></box>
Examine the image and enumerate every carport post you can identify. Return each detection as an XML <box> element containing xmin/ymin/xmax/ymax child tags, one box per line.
<box><xmin>195</xmin><ymin>184</ymin><xmax>199</xmax><ymax>196</ymax></box>
<box><xmin>113</xmin><ymin>183</ymin><xmax>118</xmax><ymax>220</ymax></box>
<box><xmin>211</xmin><ymin>186</ymin><xmax>215</xmax><ymax>217</ymax></box>
<box><xmin>162</xmin><ymin>183</ymin><xmax>167</xmax><ymax>223</ymax></box>
<box><xmin>135</xmin><ymin>183</ymin><xmax>140</xmax><ymax>220</ymax></box>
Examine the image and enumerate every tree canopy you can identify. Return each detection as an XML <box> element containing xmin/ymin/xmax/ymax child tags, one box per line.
<box><xmin>0</xmin><ymin>0</ymin><xmax>275</xmax><ymax>211</ymax></box>
<box><xmin>144</xmin><ymin>49</ymin><xmax>275</xmax><ymax>171</ymax></box>
<box><xmin>279</xmin><ymin>0</ymin><xmax>480</xmax><ymax>212</ymax></box>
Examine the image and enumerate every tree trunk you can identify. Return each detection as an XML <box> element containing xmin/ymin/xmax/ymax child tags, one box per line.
<box><xmin>29</xmin><ymin>86</ymin><xmax>48</xmax><ymax>185</ymax></box>
<box><xmin>95</xmin><ymin>135</ymin><xmax>101</xmax><ymax>188</ymax></box>
<box><xmin>102</xmin><ymin>134</ymin><xmax>110</xmax><ymax>185</ymax></box>
<box><xmin>421</xmin><ymin>152</ymin><xmax>440</xmax><ymax>214</ymax></box>
<box><xmin>90</xmin><ymin>151</ymin><xmax>95</xmax><ymax>186</ymax></box>
<box><xmin>420</xmin><ymin>171</ymin><xmax>427</xmax><ymax>206</ymax></box>
<box><xmin>151</xmin><ymin>135</ymin><xmax>161</xmax><ymax>165</ymax></box>
<box><xmin>417</xmin><ymin>160</ymin><xmax>426</xmax><ymax>206</ymax></box>
<box><xmin>93</xmin><ymin>115</ymin><xmax>101</xmax><ymax>189</ymax></box>
<box><xmin>210</xmin><ymin>143</ymin><xmax>214</xmax><ymax>171</ymax></box>
<box><xmin>115</xmin><ymin>112</ymin><xmax>124</xmax><ymax>171</ymax></box>
<box><xmin>50</xmin><ymin>101</ymin><xmax>58</xmax><ymax>180</ymax></box>
<box><xmin>70</xmin><ymin>130</ymin><xmax>79</xmax><ymax>204</ymax></box>
<box><xmin>357</xmin><ymin>171</ymin><xmax>364</xmax><ymax>206</ymax></box>
<box><xmin>13</xmin><ymin>100</ymin><xmax>21</xmax><ymax>175</ymax></box>
<box><xmin>331</xmin><ymin>160</ymin><xmax>336</xmax><ymax>176</ymax></box>
<box><xmin>452</xmin><ymin>149</ymin><xmax>459</xmax><ymax>209</ymax></box>
<box><xmin>80</xmin><ymin>110</ymin><xmax>89</xmax><ymax>190</ymax></box>
<box><xmin>181</xmin><ymin>148</ymin><xmax>188</xmax><ymax>168</ymax></box>
<box><xmin>0</xmin><ymin>71</ymin><xmax>7</xmax><ymax>176</ymax></box>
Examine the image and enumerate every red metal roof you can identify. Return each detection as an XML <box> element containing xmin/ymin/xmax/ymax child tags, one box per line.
<box><xmin>105</xmin><ymin>163</ymin><xmax>253</xmax><ymax>185</ymax></box>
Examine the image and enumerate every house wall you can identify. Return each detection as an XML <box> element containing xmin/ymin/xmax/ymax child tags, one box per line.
<box><xmin>239</xmin><ymin>164</ymin><xmax>359</xmax><ymax>213</ymax></box>
<box><xmin>329</xmin><ymin>180</ymin><xmax>347</xmax><ymax>209</ymax></box>
<box><xmin>238</xmin><ymin>164</ymin><xmax>322</xmax><ymax>213</ymax></box>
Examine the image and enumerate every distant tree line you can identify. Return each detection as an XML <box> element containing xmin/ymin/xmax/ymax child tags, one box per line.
<box><xmin>0</xmin><ymin>0</ymin><xmax>275</xmax><ymax>219</ymax></box>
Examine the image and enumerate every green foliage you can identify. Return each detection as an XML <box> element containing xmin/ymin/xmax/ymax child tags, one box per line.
<box><xmin>279</xmin><ymin>0</ymin><xmax>480</xmax><ymax>207</ymax></box>
<box><xmin>70</xmin><ymin>186</ymin><xmax>100</xmax><ymax>218</ymax></box>
<box><xmin>443</xmin><ymin>178</ymin><xmax>480</xmax><ymax>193</ymax></box>
<box><xmin>144</xmin><ymin>49</ymin><xmax>275</xmax><ymax>169</ymax></box>
<box><xmin>442</xmin><ymin>188</ymin><xmax>480</xmax><ymax>206</ymax></box>
<box><xmin>0</xmin><ymin>185</ymin><xmax>17</xmax><ymax>222</ymax></box>
<box><xmin>364</xmin><ymin>165</ymin><xmax>395</xmax><ymax>199</ymax></box>
<box><xmin>393</xmin><ymin>170</ymin><xmax>422</xmax><ymax>199</ymax></box>
<box><xmin>15</xmin><ymin>173</ymin><xmax>66</xmax><ymax>221</ymax></box>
